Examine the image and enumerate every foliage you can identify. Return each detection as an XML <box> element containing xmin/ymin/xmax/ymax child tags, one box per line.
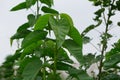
<box><xmin>0</xmin><ymin>0</ymin><xmax>120</xmax><ymax>80</ymax></box>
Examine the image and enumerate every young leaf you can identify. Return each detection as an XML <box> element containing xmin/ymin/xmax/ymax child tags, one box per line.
<box><xmin>10</xmin><ymin>2</ymin><xmax>26</xmax><ymax>11</ymax></box>
<box><xmin>34</xmin><ymin>14</ymin><xmax>51</xmax><ymax>30</ymax></box>
<box><xmin>63</xmin><ymin>39</ymin><xmax>83</xmax><ymax>64</ymax></box>
<box><xmin>41</xmin><ymin>6</ymin><xmax>59</xmax><ymax>14</ymax></box>
<box><xmin>27</xmin><ymin>14</ymin><xmax>36</xmax><ymax>27</ymax></box>
<box><xmin>94</xmin><ymin>8</ymin><xmax>105</xmax><ymax>17</ymax></box>
<box><xmin>81</xmin><ymin>25</ymin><xmax>95</xmax><ymax>36</ymax></box>
<box><xmin>81</xmin><ymin>20</ymin><xmax>102</xmax><ymax>36</ymax></box>
<box><xmin>49</xmin><ymin>16</ymin><xmax>70</xmax><ymax>49</ymax></box>
<box><xmin>22</xmin><ymin>30</ymin><xmax>47</xmax><ymax>48</ymax></box>
<box><xmin>22</xmin><ymin>58</ymin><xmax>42</xmax><ymax>80</ymax></box>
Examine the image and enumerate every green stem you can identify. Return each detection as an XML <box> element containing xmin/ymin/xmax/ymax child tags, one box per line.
<box><xmin>36</xmin><ymin>0</ymin><xmax>39</xmax><ymax>17</ymax></box>
<box><xmin>98</xmin><ymin>12</ymin><xmax>109</xmax><ymax>80</ymax></box>
<box><xmin>53</xmin><ymin>16</ymin><xmax>59</xmax><ymax>79</ymax></box>
<box><xmin>98</xmin><ymin>1</ymin><xmax>115</xmax><ymax>80</ymax></box>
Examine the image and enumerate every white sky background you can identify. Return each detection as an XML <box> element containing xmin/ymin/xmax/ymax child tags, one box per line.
<box><xmin>0</xmin><ymin>0</ymin><xmax>120</xmax><ymax>65</ymax></box>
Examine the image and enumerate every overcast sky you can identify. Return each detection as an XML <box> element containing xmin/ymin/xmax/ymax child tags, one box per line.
<box><xmin>0</xmin><ymin>0</ymin><xmax>120</xmax><ymax>65</ymax></box>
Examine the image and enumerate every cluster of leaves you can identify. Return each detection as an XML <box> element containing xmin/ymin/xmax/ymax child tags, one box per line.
<box><xmin>0</xmin><ymin>55</ymin><xmax>14</xmax><ymax>80</ymax></box>
<box><xmin>104</xmin><ymin>39</ymin><xmax>120</xmax><ymax>69</ymax></box>
<box><xmin>0</xmin><ymin>51</ymin><xmax>20</xmax><ymax>80</ymax></box>
<box><xmin>82</xmin><ymin>0</ymin><xmax>120</xmax><ymax>80</ymax></box>
<box><xmin>0</xmin><ymin>0</ymin><xmax>120</xmax><ymax>80</ymax></box>
<box><xmin>0</xmin><ymin>0</ymin><xmax>92</xmax><ymax>80</ymax></box>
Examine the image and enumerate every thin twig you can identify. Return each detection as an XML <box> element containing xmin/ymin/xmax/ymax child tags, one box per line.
<box><xmin>98</xmin><ymin>0</ymin><xmax>115</xmax><ymax>80</ymax></box>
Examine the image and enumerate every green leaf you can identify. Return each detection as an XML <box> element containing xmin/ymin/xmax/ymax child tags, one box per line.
<box><xmin>56</xmin><ymin>62</ymin><xmax>74</xmax><ymax>71</ymax></box>
<box><xmin>60</xmin><ymin>13</ymin><xmax>82</xmax><ymax>48</ymax></box>
<box><xmin>10</xmin><ymin>2</ymin><xmax>26</xmax><ymax>11</ymax></box>
<box><xmin>22</xmin><ymin>30</ymin><xmax>47</xmax><ymax>48</ymax></box>
<box><xmin>105</xmin><ymin>39</ymin><xmax>120</xmax><ymax>60</ymax></box>
<box><xmin>68</xmin><ymin>68</ymin><xmax>92</xmax><ymax>80</ymax></box>
<box><xmin>10</xmin><ymin>30</ymin><xmax>31</xmax><ymax>46</ymax></box>
<box><xmin>82</xmin><ymin>36</ymin><xmax>91</xmax><ymax>44</ymax></box>
<box><xmin>94</xmin><ymin>1</ymin><xmax>102</xmax><ymax>6</ymax></box>
<box><xmin>17</xmin><ymin>23</ymin><xmax>30</xmax><ymax>32</ymax></box>
<box><xmin>116</xmin><ymin>1</ymin><xmax>120</xmax><ymax>11</ymax></box>
<box><xmin>22</xmin><ymin>58</ymin><xmax>42</xmax><ymax>80</ymax></box>
<box><xmin>68</xmin><ymin>26</ymin><xmax>83</xmax><ymax>47</ymax></box>
<box><xmin>39</xmin><ymin>0</ymin><xmax>53</xmax><ymax>7</ymax></box>
<box><xmin>94</xmin><ymin>8</ymin><xmax>105</xmax><ymax>17</ymax></box>
<box><xmin>108</xmin><ymin>20</ymin><xmax>112</xmax><ymax>25</ymax></box>
<box><xmin>104</xmin><ymin>53</ymin><xmax>120</xmax><ymax>68</ymax></box>
<box><xmin>60</xmin><ymin>13</ymin><xmax>74</xmax><ymax>26</ymax></box>
<box><xmin>34</xmin><ymin>14</ymin><xmax>51</xmax><ymax>30</ymax></box>
<box><xmin>101</xmin><ymin>74</ymin><xmax>120</xmax><ymax>80</ymax></box>
<box><xmin>21</xmin><ymin>41</ymin><xmax>42</xmax><ymax>59</ymax></box>
<box><xmin>41</xmin><ymin>6</ymin><xmax>59</xmax><ymax>14</ymax></box>
<box><xmin>11</xmin><ymin>22</ymin><xmax>31</xmax><ymax>45</ymax></box>
<box><xmin>26</xmin><ymin>0</ymin><xmax>36</xmax><ymax>8</ymax></box>
<box><xmin>36</xmin><ymin>76</ymin><xmax>42</xmax><ymax>80</ymax></box>
<box><xmin>83</xmin><ymin>53</ymin><xmax>96</xmax><ymax>69</ymax></box>
<box><xmin>40</xmin><ymin>40</ymin><xmax>55</xmax><ymax>57</ymax></box>
<box><xmin>58</xmin><ymin>48</ymin><xmax>73</xmax><ymax>63</ymax></box>
<box><xmin>47</xmin><ymin>73</ymin><xmax>61</xmax><ymax>80</ymax></box>
<box><xmin>19</xmin><ymin>57</ymin><xmax>37</xmax><ymax>72</ymax></box>
<box><xmin>102</xmin><ymin>0</ymin><xmax>111</xmax><ymax>7</ymax></box>
<box><xmin>117</xmin><ymin>22</ymin><xmax>120</xmax><ymax>26</ymax></box>
<box><xmin>27</xmin><ymin>14</ymin><xmax>36</xmax><ymax>27</ymax></box>
<box><xmin>81</xmin><ymin>25</ymin><xmax>95</xmax><ymax>36</ymax></box>
<box><xmin>26</xmin><ymin>0</ymin><xmax>33</xmax><ymax>8</ymax></box>
<box><xmin>63</xmin><ymin>39</ymin><xmax>83</xmax><ymax>64</ymax></box>
<box><xmin>3</xmin><ymin>51</ymin><xmax>20</xmax><ymax>64</ymax></box>
<box><xmin>77</xmin><ymin>71</ymin><xmax>92</xmax><ymax>80</ymax></box>
<box><xmin>49</xmin><ymin>16</ymin><xmax>70</xmax><ymax>49</ymax></box>
<box><xmin>82</xmin><ymin>20</ymin><xmax>102</xmax><ymax>36</ymax></box>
